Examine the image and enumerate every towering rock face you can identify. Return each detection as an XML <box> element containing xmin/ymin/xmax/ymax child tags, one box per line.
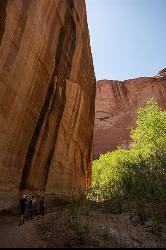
<box><xmin>0</xmin><ymin>0</ymin><xmax>96</xmax><ymax>210</ymax></box>
<box><xmin>94</xmin><ymin>70</ymin><xmax>166</xmax><ymax>158</ymax></box>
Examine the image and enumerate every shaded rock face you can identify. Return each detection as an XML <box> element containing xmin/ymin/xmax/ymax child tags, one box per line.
<box><xmin>0</xmin><ymin>0</ymin><xmax>7</xmax><ymax>45</ymax></box>
<box><xmin>0</xmin><ymin>0</ymin><xmax>96</xmax><ymax>209</ymax></box>
<box><xmin>94</xmin><ymin>71</ymin><xmax>166</xmax><ymax>159</ymax></box>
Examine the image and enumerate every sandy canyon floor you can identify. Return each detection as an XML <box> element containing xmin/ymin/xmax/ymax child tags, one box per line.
<box><xmin>0</xmin><ymin>203</ymin><xmax>165</xmax><ymax>248</ymax></box>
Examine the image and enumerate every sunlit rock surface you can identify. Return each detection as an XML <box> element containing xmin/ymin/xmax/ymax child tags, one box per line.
<box><xmin>0</xmin><ymin>0</ymin><xmax>96</xmax><ymax>210</ymax></box>
<box><xmin>94</xmin><ymin>70</ymin><xmax>166</xmax><ymax>158</ymax></box>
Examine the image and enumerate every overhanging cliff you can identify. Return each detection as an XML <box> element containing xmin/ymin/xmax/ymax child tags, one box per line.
<box><xmin>0</xmin><ymin>0</ymin><xmax>96</xmax><ymax>210</ymax></box>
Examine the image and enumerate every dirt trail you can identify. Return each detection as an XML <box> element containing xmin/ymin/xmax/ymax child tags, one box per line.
<box><xmin>0</xmin><ymin>209</ymin><xmax>120</xmax><ymax>248</ymax></box>
<box><xmin>0</xmin><ymin>206</ymin><xmax>165</xmax><ymax>248</ymax></box>
<box><xmin>0</xmin><ymin>216</ymin><xmax>47</xmax><ymax>248</ymax></box>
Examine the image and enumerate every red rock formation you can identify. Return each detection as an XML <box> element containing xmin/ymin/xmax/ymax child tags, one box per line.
<box><xmin>94</xmin><ymin>70</ymin><xmax>166</xmax><ymax>158</ymax></box>
<box><xmin>0</xmin><ymin>0</ymin><xmax>96</xmax><ymax>210</ymax></box>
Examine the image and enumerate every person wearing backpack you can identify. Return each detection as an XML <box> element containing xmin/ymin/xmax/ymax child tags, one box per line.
<box><xmin>38</xmin><ymin>196</ymin><xmax>45</xmax><ymax>219</ymax></box>
<box><xmin>19</xmin><ymin>194</ymin><xmax>27</xmax><ymax>225</ymax></box>
<box><xmin>28</xmin><ymin>196</ymin><xmax>35</xmax><ymax>220</ymax></box>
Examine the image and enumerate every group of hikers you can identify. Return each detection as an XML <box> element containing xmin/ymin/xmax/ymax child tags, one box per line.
<box><xmin>19</xmin><ymin>194</ymin><xmax>45</xmax><ymax>226</ymax></box>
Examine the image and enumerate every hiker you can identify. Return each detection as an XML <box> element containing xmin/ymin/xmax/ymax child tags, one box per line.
<box><xmin>19</xmin><ymin>194</ymin><xmax>27</xmax><ymax>225</ymax></box>
<box><xmin>32</xmin><ymin>196</ymin><xmax>38</xmax><ymax>216</ymax></box>
<box><xmin>28</xmin><ymin>196</ymin><xmax>33</xmax><ymax>220</ymax></box>
<box><xmin>38</xmin><ymin>196</ymin><xmax>45</xmax><ymax>219</ymax></box>
<box><xmin>25</xmin><ymin>195</ymin><xmax>30</xmax><ymax>221</ymax></box>
<box><xmin>27</xmin><ymin>195</ymin><xmax>36</xmax><ymax>220</ymax></box>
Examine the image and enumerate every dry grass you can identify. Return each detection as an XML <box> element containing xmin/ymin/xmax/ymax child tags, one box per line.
<box><xmin>36</xmin><ymin>200</ymin><xmax>166</xmax><ymax>248</ymax></box>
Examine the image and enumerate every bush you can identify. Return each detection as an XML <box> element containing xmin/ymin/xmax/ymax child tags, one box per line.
<box><xmin>89</xmin><ymin>99</ymin><xmax>166</xmax><ymax>205</ymax></box>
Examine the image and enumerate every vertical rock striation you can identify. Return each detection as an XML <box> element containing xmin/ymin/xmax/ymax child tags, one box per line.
<box><xmin>0</xmin><ymin>0</ymin><xmax>7</xmax><ymax>45</ymax></box>
<box><xmin>0</xmin><ymin>0</ymin><xmax>96</xmax><ymax>210</ymax></box>
<box><xmin>94</xmin><ymin>70</ymin><xmax>166</xmax><ymax>158</ymax></box>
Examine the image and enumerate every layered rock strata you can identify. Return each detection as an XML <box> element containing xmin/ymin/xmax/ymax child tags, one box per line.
<box><xmin>94</xmin><ymin>70</ymin><xmax>166</xmax><ymax>158</ymax></box>
<box><xmin>0</xmin><ymin>0</ymin><xmax>96</xmax><ymax>210</ymax></box>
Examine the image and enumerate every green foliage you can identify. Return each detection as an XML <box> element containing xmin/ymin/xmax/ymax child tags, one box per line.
<box><xmin>131</xmin><ymin>99</ymin><xmax>166</xmax><ymax>157</ymax></box>
<box><xmin>89</xmin><ymin>99</ymin><xmax>166</xmax><ymax>204</ymax></box>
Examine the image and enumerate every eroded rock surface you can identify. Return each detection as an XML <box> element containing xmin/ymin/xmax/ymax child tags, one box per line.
<box><xmin>94</xmin><ymin>70</ymin><xmax>166</xmax><ymax>158</ymax></box>
<box><xmin>0</xmin><ymin>0</ymin><xmax>96</xmax><ymax>210</ymax></box>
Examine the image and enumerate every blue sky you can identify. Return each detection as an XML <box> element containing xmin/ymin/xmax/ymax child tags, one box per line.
<box><xmin>86</xmin><ymin>0</ymin><xmax>166</xmax><ymax>80</ymax></box>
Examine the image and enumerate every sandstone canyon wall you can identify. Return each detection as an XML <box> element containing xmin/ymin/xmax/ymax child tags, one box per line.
<box><xmin>0</xmin><ymin>0</ymin><xmax>96</xmax><ymax>211</ymax></box>
<box><xmin>94</xmin><ymin>70</ymin><xmax>166</xmax><ymax>159</ymax></box>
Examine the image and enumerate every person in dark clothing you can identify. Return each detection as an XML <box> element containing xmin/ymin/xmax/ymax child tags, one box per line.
<box><xmin>27</xmin><ymin>196</ymin><xmax>36</xmax><ymax>220</ymax></box>
<box><xmin>38</xmin><ymin>196</ymin><xmax>45</xmax><ymax>219</ymax></box>
<box><xmin>32</xmin><ymin>196</ymin><xmax>37</xmax><ymax>216</ymax></box>
<box><xmin>28</xmin><ymin>197</ymin><xmax>33</xmax><ymax>220</ymax></box>
<box><xmin>19</xmin><ymin>194</ymin><xmax>27</xmax><ymax>225</ymax></box>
